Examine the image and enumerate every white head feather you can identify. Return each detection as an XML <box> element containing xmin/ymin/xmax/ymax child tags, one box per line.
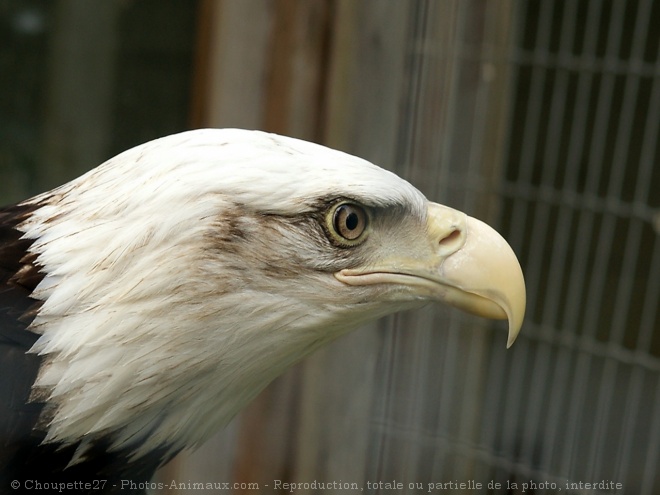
<box><xmin>18</xmin><ymin>129</ymin><xmax>428</xmax><ymax>463</ymax></box>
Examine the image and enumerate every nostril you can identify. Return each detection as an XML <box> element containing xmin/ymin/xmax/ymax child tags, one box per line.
<box><xmin>439</xmin><ymin>229</ymin><xmax>462</xmax><ymax>248</ymax></box>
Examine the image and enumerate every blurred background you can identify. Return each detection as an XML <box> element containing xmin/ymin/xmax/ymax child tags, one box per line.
<box><xmin>1</xmin><ymin>0</ymin><xmax>659</xmax><ymax>493</ymax></box>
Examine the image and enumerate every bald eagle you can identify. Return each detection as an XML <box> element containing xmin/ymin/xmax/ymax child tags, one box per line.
<box><xmin>0</xmin><ymin>129</ymin><xmax>525</xmax><ymax>494</ymax></box>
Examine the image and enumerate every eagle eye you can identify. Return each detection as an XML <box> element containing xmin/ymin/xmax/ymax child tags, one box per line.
<box><xmin>328</xmin><ymin>202</ymin><xmax>369</xmax><ymax>246</ymax></box>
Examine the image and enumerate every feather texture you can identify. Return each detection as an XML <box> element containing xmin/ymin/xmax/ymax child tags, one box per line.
<box><xmin>2</xmin><ymin>129</ymin><xmax>429</xmax><ymax>479</ymax></box>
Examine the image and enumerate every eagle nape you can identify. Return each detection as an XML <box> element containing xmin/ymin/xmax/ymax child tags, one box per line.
<box><xmin>0</xmin><ymin>129</ymin><xmax>525</xmax><ymax>494</ymax></box>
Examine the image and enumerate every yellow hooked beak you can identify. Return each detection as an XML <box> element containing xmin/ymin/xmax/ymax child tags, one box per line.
<box><xmin>335</xmin><ymin>202</ymin><xmax>526</xmax><ymax>347</ymax></box>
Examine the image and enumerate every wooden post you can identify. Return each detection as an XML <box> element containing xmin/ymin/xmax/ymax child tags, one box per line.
<box><xmin>39</xmin><ymin>0</ymin><xmax>121</xmax><ymax>190</ymax></box>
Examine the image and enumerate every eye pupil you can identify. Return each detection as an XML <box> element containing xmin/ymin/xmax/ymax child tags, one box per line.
<box><xmin>345</xmin><ymin>212</ymin><xmax>359</xmax><ymax>231</ymax></box>
<box><xmin>331</xmin><ymin>203</ymin><xmax>368</xmax><ymax>243</ymax></box>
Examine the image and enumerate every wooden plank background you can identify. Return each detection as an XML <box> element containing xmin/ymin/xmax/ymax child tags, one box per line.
<box><xmin>167</xmin><ymin>0</ymin><xmax>516</xmax><ymax>492</ymax></box>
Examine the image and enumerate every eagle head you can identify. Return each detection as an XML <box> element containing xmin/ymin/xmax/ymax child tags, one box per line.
<box><xmin>15</xmin><ymin>129</ymin><xmax>525</xmax><ymax>466</ymax></box>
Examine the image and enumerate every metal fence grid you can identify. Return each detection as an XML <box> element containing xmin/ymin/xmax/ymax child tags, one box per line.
<box><xmin>501</xmin><ymin>0</ymin><xmax>659</xmax><ymax>491</ymax></box>
<box><xmin>358</xmin><ymin>0</ymin><xmax>659</xmax><ymax>493</ymax></box>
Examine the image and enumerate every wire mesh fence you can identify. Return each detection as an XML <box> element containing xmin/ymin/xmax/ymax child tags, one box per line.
<box><xmin>367</xmin><ymin>0</ymin><xmax>660</xmax><ymax>492</ymax></box>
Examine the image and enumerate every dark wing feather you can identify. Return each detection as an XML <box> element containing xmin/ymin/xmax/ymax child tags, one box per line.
<box><xmin>0</xmin><ymin>202</ymin><xmax>45</xmax><ymax>443</ymax></box>
<box><xmin>0</xmin><ymin>202</ymin><xmax>48</xmax><ymax>493</ymax></box>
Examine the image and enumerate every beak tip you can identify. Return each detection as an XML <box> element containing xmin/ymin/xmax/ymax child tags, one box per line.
<box><xmin>506</xmin><ymin>334</ymin><xmax>517</xmax><ymax>349</ymax></box>
<box><xmin>505</xmin><ymin>308</ymin><xmax>524</xmax><ymax>348</ymax></box>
